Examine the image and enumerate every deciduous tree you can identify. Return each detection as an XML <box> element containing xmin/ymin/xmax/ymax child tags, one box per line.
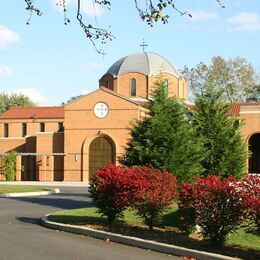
<box><xmin>182</xmin><ymin>56</ymin><xmax>258</xmax><ymax>102</ymax></box>
<box><xmin>0</xmin><ymin>92</ymin><xmax>36</xmax><ymax>115</ymax></box>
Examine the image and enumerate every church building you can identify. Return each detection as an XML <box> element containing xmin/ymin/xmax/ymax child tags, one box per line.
<box><xmin>0</xmin><ymin>52</ymin><xmax>259</xmax><ymax>181</ymax></box>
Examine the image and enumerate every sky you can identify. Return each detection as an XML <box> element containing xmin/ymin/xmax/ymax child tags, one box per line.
<box><xmin>0</xmin><ymin>0</ymin><xmax>260</xmax><ymax>105</ymax></box>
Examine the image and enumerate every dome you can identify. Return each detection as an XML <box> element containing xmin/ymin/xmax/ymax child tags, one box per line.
<box><xmin>106</xmin><ymin>52</ymin><xmax>180</xmax><ymax>78</ymax></box>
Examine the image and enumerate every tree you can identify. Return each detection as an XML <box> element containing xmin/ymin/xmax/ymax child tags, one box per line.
<box><xmin>61</xmin><ymin>95</ymin><xmax>83</xmax><ymax>106</ymax></box>
<box><xmin>121</xmin><ymin>81</ymin><xmax>205</xmax><ymax>183</ymax></box>
<box><xmin>24</xmin><ymin>0</ymin><xmax>225</xmax><ymax>54</ymax></box>
<box><xmin>4</xmin><ymin>151</ymin><xmax>18</xmax><ymax>181</ymax></box>
<box><xmin>0</xmin><ymin>92</ymin><xmax>36</xmax><ymax>115</ymax></box>
<box><xmin>182</xmin><ymin>56</ymin><xmax>258</xmax><ymax>102</ymax></box>
<box><xmin>247</xmin><ymin>84</ymin><xmax>260</xmax><ymax>101</ymax></box>
<box><xmin>192</xmin><ymin>85</ymin><xmax>247</xmax><ymax>179</ymax></box>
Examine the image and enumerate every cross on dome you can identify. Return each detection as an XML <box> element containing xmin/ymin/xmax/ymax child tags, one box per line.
<box><xmin>139</xmin><ymin>39</ymin><xmax>148</xmax><ymax>52</ymax></box>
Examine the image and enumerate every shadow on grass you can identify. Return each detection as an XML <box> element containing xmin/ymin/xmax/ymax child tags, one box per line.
<box><xmin>48</xmin><ymin>214</ymin><xmax>107</xmax><ymax>225</ymax></box>
<box><xmin>162</xmin><ymin>209</ymin><xmax>180</xmax><ymax>228</ymax></box>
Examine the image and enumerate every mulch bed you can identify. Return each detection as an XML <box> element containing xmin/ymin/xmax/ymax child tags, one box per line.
<box><xmin>77</xmin><ymin>221</ymin><xmax>260</xmax><ymax>260</ymax></box>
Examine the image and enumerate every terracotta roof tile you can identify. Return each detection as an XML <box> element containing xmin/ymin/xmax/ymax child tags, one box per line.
<box><xmin>0</xmin><ymin>106</ymin><xmax>64</xmax><ymax>119</ymax></box>
<box><xmin>228</xmin><ymin>102</ymin><xmax>260</xmax><ymax>115</ymax></box>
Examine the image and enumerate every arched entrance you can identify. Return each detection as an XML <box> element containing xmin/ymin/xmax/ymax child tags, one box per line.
<box><xmin>89</xmin><ymin>136</ymin><xmax>116</xmax><ymax>179</ymax></box>
<box><xmin>249</xmin><ymin>133</ymin><xmax>260</xmax><ymax>174</ymax></box>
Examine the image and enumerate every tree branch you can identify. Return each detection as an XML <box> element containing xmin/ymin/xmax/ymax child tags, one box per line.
<box><xmin>76</xmin><ymin>0</ymin><xmax>114</xmax><ymax>55</ymax></box>
<box><xmin>24</xmin><ymin>0</ymin><xmax>42</xmax><ymax>25</ymax></box>
<box><xmin>23</xmin><ymin>0</ymin><xmax>225</xmax><ymax>53</ymax></box>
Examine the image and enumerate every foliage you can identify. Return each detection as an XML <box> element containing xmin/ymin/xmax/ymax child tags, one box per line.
<box><xmin>0</xmin><ymin>92</ymin><xmax>36</xmax><ymax>115</ymax></box>
<box><xmin>247</xmin><ymin>84</ymin><xmax>260</xmax><ymax>101</ymax></box>
<box><xmin>23</xmin><ymin>0</ymin><xmax>224</xmax><ymax>54</ymax></box>
<box><xmin>89</xmin><ymin>163</ymin><xmax>178</xmax><ymax>229</ymax></box>
<box><xmin>129</xmin><ymin>166</ymin><xmax>178</xmax><ymax>230</ymax></box>
<box><xmin>178</xmin><ymin>175</ymin><xmax>245</xmax><ymax>245</ymax></box>
<box><xmin>192</xmin><ymin>86</ymin><xmax>247</xmax><ymax>179</ymax></box>
<box><xmin>89</xmin><ymin>163</ymin><xmax>140</xmax><ymax>223</ymax></box>
<box><xmin>121</xmin><ymin>81</ymin><xmax>205</xmax><ymax>183</ymax></box>
<box><xmin>4</xmin><ymin>151</ymin><xmax>18</xmax><ymax>181</ymax></box>
<box><xmin>61</xmin><ymin>95</ymin><xmax>83</xmax><ymax>105</ymax></box>
<box><xmin>237</xmin><ymin>175</ymin><xmax>260</xmax><ymax>231</ymax></box>
<box><xmin>182</xmin><ymin>56</ymin><xmax>258</xmax><ymax>102</ymax></box>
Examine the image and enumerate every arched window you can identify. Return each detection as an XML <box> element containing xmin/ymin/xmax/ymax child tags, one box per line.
<box><xmin>249</xmin><ymin>133</ymin><xmax>260</xmax><ymax>173</ymax></box>
<box><xmin>130</xmin><ymin>78</ymin><xmax>136</xmax><ymax>96</ymax></box>
<box><xmin>163</xmin><ymin>79</ymin><xmax>168</xmax><ymax>96</ymax></box>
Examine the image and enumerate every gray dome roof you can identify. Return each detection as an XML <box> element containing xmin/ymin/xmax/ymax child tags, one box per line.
<box><xmin>106</xmin><ymin>52</ymin><xmax>180</xmax><ymax>78</ymax></box>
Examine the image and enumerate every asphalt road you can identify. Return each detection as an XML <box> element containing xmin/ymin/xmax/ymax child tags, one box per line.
<box><xmin>0</xmin><ymin>187</ymin><xmax>179</xmax><ymax>260</ymax></box>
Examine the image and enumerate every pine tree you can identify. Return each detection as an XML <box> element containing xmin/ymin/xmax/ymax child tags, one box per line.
<box><xmin>193</xmin><ymin>85</ymin><xmax>247</xmax><ymax>179</ymax></box>
<box><xmin>121</xmin><ymin>81</ymin><xmax>205</xmax><ymax>183</ymax></box>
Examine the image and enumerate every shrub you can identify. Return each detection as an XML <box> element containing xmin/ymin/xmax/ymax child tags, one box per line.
<box><xmin>130</xmin><ymin>166</ymin><xmax>178</xmax><ymax>230</ymax></box>
<box><xmin>4</xmin><ymin>151</ymin><xmax>18</xmax><ymax>181</ymax></box>
<box><xmin>237</xmin><ymin>175</ymin><xmax>260</xmax><ymax>231</ymax></box>
<box><xmin>89</xmin><ymin>163</ymin><xmax>139</xmax><ymax>223</ymax></box>
<box><xmin>179</xmin><ymin>175</ymin><xmax>245</xmax><ymax>245</ymax></box>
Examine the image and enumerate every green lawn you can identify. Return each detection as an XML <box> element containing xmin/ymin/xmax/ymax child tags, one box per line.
<box><xmin>228</xmin><ymin>228</ymin><xmax>260</xmax><ymax>251</ymax></box>
<box><xmin>48</xmin><ymin>205</ymin><xmax>260</xmax><ymax>253</ymax></box>
<box><xmin>0</xmin><ymin>185</ymin><xmax>53</xmax><ymax>193</ymax></box>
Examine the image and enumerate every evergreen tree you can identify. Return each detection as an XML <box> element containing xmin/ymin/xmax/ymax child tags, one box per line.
<box><xmin>121</xmin><ymin>81</ymin><xmax>205</xmax><ymax>183</ymax></box>
<box><xmin>193</xmin><ymin>85</ymin><xmax>247</xmax><ymax>179</ymax></box>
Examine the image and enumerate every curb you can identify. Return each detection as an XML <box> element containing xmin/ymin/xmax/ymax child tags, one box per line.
<box><xmin>41</xmin><ymin>214</ymin><xmax>239</xmax><ymax>260</ymax></box>
<box><xmin>0</xmin><ymin>188</ymin><xmax>60</xmax><ymax>198</ymax></box>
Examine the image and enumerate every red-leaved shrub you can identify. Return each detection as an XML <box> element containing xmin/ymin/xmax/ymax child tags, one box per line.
<box><xmin>179</xmin><ymin>175</ymin><xmax>244</xmax><ymax>245</ymax></box>
<box><xmin>237</xmin><ymin>174</ymin><xmax>260</xmax><ymax>231</ymax></box>
<box><xmin>89</xmin><ymin>163</ymin><xmax>140</xmax><ymax>223</ymax></box>
<box><xmin>129</xmin><ymin>166</ymin><xmax>178</xmax><ymax>230</ymax></box>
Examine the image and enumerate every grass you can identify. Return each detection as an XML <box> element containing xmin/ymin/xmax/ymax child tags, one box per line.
<box><xmin>48</xmin><ymin>204</ymin><xmax>179</xmax><ymax>225</ymax></box>
<box><xmin>48</xmin><ymin>205</ymin><xmax>260</xmax><ymax>259</ymax></box>
<box><xmin>227</xmin><ymin>228</ymin><xmax>260</xmax><ymax>251</ymax></box>
<box><xmin>0</xmin><ymin>185</ymin><xmax>53</xmax><ymax>193</ymax></box>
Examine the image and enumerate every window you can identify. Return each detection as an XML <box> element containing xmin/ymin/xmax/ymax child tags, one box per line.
<box><xmin>58</xmin><ymin>122</ymin><xmax>64</xmax><ymax>132</ymax></box>
<box><xmin>130</xmin><ymin>78</ymin><xmax>136</xmax><ymax>96</ymax></box>
<box><xmin>22</xmin><ymin>123</ymin><xmax>27</xmax><ymax>137</ymax></box>
<box><xmin>106</xmin><ymin>80</ymin><xmax>112</xmax><ymax>90</ymax></box>
<box><xmin>4</xmin><ymin>123</ymin><xmax>8</xmax><ymax>138</ymax></box>
<box><xmin>163</xmin><ymin>79</ymin><xmax>168</xmax><ymax>96</ymax></box>
<box><xmin>40</xmin><ymin>122</ymin><xmax>45</xmax><ymax>132</ymax></box>
<box><xmin>106</xmin><ymin>80</ymin><xmax>109</xmax><ymax>88</ymax></box>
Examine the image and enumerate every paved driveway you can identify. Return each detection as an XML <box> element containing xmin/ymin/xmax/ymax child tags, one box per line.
<box><xmin>0</xmin><ymin>187</ymin><xmax>179</xmax><ymax>260</ymax></box>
